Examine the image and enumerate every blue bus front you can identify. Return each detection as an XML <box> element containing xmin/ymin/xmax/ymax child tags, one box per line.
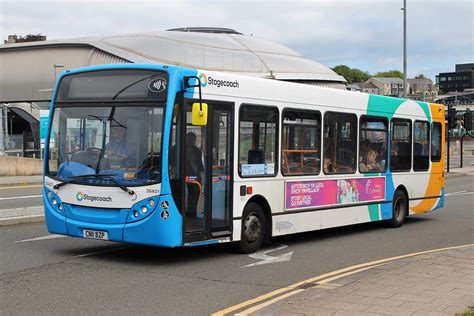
<box><xmin>44</xmin><ymin>64</ymin><xmax>195</xmax><ymax>247</ymax></box>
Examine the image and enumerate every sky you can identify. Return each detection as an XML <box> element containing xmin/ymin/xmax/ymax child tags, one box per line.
<box><xmin>1</xmin><ymin>0</ymin><xmax>472</xmax><ymax>81</ymax></box>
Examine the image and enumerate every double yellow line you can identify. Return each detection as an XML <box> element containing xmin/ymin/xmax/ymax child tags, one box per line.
<box><xmin>213</xmin><ymin>244</ymin><xmax>473</xmax><ymax>316</ymax></box>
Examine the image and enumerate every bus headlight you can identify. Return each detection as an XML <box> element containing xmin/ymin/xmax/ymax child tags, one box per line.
<box><xmin>52</xmin><ymin>199</ymin><xmax>57</xmax><ymax>205</ymax></box>
<box><xmin>148</xmin><ymin>200</ymin><xmax>155</xmax><ymax>207</ymax></box>
<box><xmin>47</xmin><ymin>191</ymin><xmax>53</xmax><ymax>199</ymax></box>
<box><xmin>141</xmin><ymin>206</ymin><xmax>148</xmax><ymax>214</ymax></box>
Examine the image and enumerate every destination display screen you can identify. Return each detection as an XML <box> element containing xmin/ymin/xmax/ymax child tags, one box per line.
<box><xmin>56</xmin><ymin>69</ymin><xmax>168</xmax><ymax>102</ymax></box>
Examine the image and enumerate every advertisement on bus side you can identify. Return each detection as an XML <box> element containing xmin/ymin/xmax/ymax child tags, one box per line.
<box><xmin>285</xmin><ymin>177</ymin><xmax>386</xmax><ymax>210</ymax></box>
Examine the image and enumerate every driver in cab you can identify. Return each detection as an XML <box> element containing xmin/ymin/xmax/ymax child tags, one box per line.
<box><xmin>105</xmin><ymin>125</ymin><xmax>130</xmax><ymax>167</ymax></box>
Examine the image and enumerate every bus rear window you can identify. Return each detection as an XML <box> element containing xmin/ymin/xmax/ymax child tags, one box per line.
<box><xmin>431</xmin><ymin>122</ymin><xmax>442</xmax><ymax>162</ymax></box>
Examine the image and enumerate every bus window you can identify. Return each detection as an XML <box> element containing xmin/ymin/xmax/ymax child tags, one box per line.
<box><xmin>390</xmin><ymin>119</ymin><xmax>412</xmax><ymax>172</ymax></box>
<box><xmin>239</xmin><ymin>105</ymin><xmax>278</xmax><ymax>177</ymax></box>
<box><xmin>359</xmin><ymin>117</ymin><xmax>388</xmax><ymax>173</ymax></box>
<box><xmin>414</xmin><ymin>121</ymin><xmax>430</xmax><ymax>171</ymax></box>
<box><xmin>281</xmin><ymin>109</ymin><xmax>321</xmax><ymax>176</ymax></box>
<box><xmin>431</xmin><ymin>122</ymin><xmax>442</xmax><ymax>162</ymax></box>
<box><xmin>323</xmin><ymin>112</ymin><xmax>357</xmax><ymax>174</ymax></box>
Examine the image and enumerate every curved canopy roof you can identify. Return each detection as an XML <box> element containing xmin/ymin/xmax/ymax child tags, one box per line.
<box><xmin>0</xmin><ymin>28</ymin><xmax>345</xmax><ymax>102</ymax></box>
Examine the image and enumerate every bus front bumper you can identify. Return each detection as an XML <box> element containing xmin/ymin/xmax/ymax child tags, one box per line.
<box><xmin>44</xmin><ymin>194</ymin><xmax>183</xmax><ymax>248</ymax></box>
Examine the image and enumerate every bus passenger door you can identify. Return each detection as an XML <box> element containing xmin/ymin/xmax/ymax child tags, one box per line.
<box><xmin>208</xmin><ymin>106</ymin><xmax>233</xmax><ymax>237</ymax></box>
<box><xmin>182</xmin><ymin>102</ymin><xmax>233</xmax><ymax>240</ymax></box>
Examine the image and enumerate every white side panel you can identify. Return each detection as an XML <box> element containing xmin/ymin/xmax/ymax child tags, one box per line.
<box><xmin>270</xmin><ymin>205</ymin><xmax>372</xmax><ymax>237</ymax></box>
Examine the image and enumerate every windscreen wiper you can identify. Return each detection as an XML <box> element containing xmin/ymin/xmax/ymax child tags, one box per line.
<box><xmin>53</xmin><ymin>174</ymin><xmax>135</xmax><ymax>196</ymax></box>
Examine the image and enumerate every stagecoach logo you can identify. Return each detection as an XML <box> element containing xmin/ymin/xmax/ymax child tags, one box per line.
<box><xmin>76</xmin><ymin>191</ymin><xmax>112</xmax><ymax>203</ymax></box>
<box><xmin>76</xmin><ymin>192</ymin><xmax>83</xmax><ymax>201</ymax></box>
<box><xmin>198</xmin><ymin>73</ymin><xmax>239</xmax><ymax>89</ymax></box>
<box><xmin>148</xmin><ymin>78</ymin><xmax>167</xmax><ymax>93</ymax></box>
<box><xmin>198</xmin><ymin>73</ymin><xmax>208</xmax><ymax>87</ymax></box>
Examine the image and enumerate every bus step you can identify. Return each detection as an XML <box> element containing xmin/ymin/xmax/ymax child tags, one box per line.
<box><xmin>212</xmin><ymin>230</ymin><xmax>232</xmax><ymax>237</ymax></box>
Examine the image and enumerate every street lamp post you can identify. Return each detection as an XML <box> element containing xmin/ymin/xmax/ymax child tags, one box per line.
<box><xmin>53</xmin><ymin>64</ymin><xmax>65</xmax><ymax>86</ymax></box>
<box><xmin>402</xmin><ymin>0</ymin><xmax>407</xmax><ymax>99</ymax></box>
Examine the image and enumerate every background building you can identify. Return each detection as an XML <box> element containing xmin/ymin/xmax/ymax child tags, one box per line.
<box><xmin>436</xmin><ymin>63</ymin><xmax>474</xmax><ymax>93</ymax></box>
<box><xmin>0</xmin><ymin>27</ymin><xmax>346</xmax><ymax>156</ymax></box>
<box><xmin>407</xmin><ymin>78</ymin><xmax>438</xmax><ymax>102</ymax></box>
<box><xmin>364</xmin><ymin>77</ymin><xmax>403</xmax><ymax>98</ymax></box>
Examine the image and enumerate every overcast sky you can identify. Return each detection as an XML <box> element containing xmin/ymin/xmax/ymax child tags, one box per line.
<box><xmin>1</xmin><ymin>0</ymin><xmax>472</xmax><ymax>81</ymax></box>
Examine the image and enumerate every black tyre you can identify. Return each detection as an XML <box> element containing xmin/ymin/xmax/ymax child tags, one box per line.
<box><xmin>238</xmin><ymin>202</ymin><xmax>266</xmax><ymax>254</ymax></box>
<box><xmin>388</xmin><ymin>190</ymin><xmax>408</xmax><ymax>228</ymax></box>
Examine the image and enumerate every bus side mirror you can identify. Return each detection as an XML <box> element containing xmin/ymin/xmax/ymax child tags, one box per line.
<box><xmin>192</xmin><ymin>102</ymin><xmax>208</xmax><ymax>126</ymax></box>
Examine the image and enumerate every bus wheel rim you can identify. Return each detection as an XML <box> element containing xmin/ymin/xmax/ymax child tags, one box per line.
<box><xmin>244</xmin><ymin>213</ymin><xmax>261</xmax><ymax>243</ymax></box>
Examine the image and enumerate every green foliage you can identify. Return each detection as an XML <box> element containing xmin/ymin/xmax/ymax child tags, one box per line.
<box><xmin>374</xmin><ymin>70</ymin><xmax>404</xmax><ymax>79</ymax></box>
<box><xmin>331</xmin><ymin>65</ymin><xmax>371</xmax><ymax>84</ymax></box>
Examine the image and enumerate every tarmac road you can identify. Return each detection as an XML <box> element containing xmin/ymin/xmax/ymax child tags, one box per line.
<box><xmin>0</xmin><ymin>185</ymin><xmax>42</xmax><ymax>210</ymax></box>
<box><xmin>0</xmin><ymin>176</ymin><xmax>473</xmax><ymax>315</ymax></box>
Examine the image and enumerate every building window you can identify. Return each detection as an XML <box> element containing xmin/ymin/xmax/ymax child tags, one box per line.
<box><xmin>281</xmin><ymin>109</ymin><xmax>321</xmax><ymax>175</ymax></box>
<box><xmin>431</xmin><ymin>122</ymin><xmax>442</xmax><ymax>162</ymax></box>
<box><xmin>359</xmin><ymin>117</ymin><xmax>388</xmax><ymax>173</ymax></box>
<box><xmin>390</xmin><ymin>119</ymin><xmax>412</xmax><ymax>172</ymax></box>
<box><xmin>413</xmin><ymin>121</ymin><xmax>430</xmax><ymax>171</ymax></box>
<box><xmin>239</xmin><ymin>105</ymin><xmax>278</xmax><ymax>177</ymax></box>
<box><xmin>323</xmin><ymin>112</ymin><xmax>357</xmax><ymax>174</ymax></box>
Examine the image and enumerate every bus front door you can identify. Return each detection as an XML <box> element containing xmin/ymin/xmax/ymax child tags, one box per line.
<box><xmin>183</xmin><ymin>103</ymin><xmax>233</xmax><ymax>241</ymax></box>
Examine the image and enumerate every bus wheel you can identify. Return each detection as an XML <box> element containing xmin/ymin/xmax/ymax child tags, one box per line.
<box><xmin>389</xmin><ymin>190</ymin><xmax>407</xmax><ymax>228</ymax></box>
<box><xmin>239</xmin><ymin>203</ymin><xmax>266</xmax><ymax>253</ymax></box>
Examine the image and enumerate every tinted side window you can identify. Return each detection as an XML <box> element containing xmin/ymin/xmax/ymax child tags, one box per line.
<box><xmin>414</xmin><ymin>121</ymin><xmax>430</xmax><ymax>171</ymax></box>
<box><xmin>323</xmin><ymin>112</ymin><xmax>357</xmax><ymax>174</ymax></box>
<box><xmin>390</xmin><ymin>119</ymin><xmax>412</xmax><ymax>171</ymax></box>
<box><xmin>239</xmin><ymin>105</ymin><xmax>278</xmax><ymax>177</ymax></box>
<box><xmin>431</xmin><ymin>122</ymin><xmax>442</xmax><ymax>162</ymax></box>
<box><xmin>282</xmin><ymin>110</ymin><xmax>321</xmax><ymax>175</ymax></box>
<box><xmin>359</xmin><ymin>117</ymin><xmax>388</xmax><ymax>173</ymax></box>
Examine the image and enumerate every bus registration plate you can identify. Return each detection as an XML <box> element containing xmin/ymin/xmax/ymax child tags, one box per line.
<box><xmin>83</xmin><ymin>229</ymin><xmax>108</xmax><ymax>240</ymax></box>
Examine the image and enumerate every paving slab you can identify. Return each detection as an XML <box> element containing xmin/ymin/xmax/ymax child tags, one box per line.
<box><xmin>252</xmin><ymin>246</ymin><xmax>474</xmax><ymax>316</ymax></box>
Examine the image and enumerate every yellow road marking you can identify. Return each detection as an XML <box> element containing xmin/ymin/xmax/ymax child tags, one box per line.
<box><xmin>0</xmin><ymin>184</ymin><xmax>43</xmax><ymax>190</ymax></box>
<box><xmin>234</xmin><ymin>289</ymin><xmax>304</xmax><ymax>316</ymax></box>
<box><xmin>212</xmin><ymin>244</ymin><xmax>474</xmax><ymax>316</ymax></box>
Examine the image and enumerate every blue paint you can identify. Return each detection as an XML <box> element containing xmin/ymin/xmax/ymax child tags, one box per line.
<box><xmin>433</xmin><ymin>188</ymin><xmax>445</xmax><ymax>210</ymax></box>
<box><xmin>123</xmin><ymin>195</ymin><xmax>182</xmax><ymax>247</ymax></box>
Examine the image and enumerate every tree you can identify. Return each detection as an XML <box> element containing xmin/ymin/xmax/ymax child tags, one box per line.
<box><xmin>415</xmin><ymin>74</ymin><xmax>427</xmax><ymax>79</ymax></box>
<box><xmin>374</xmin><ymin>70</ymin><xmax>404</xmax><ymax>79</ymax></box>
<box><xmin>332</xmin><ymin>65</ymin><xmax>371</xmax><ymax>84</ymax></box>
